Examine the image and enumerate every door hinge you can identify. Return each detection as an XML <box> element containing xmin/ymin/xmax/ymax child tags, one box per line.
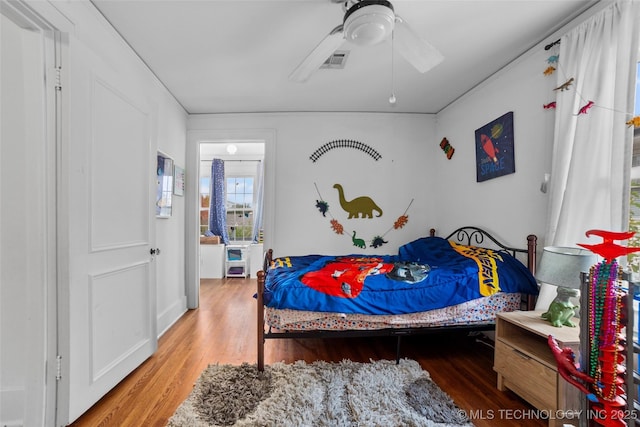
<box><xmin>56</xmin><ymin>355</ymin><xmax>62</xmax><ymax>381</ymax></box>
<box><xmin>55</xmin><ymin>66</ymin><xmax>62</xmax><ymax>91</ymax></box>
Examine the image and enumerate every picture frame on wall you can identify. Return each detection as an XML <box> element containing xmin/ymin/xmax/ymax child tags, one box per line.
<box><xmin>174</xmin><ymin>165</ymin><xmax>185</xmax><ymax>196</ymax></box>
<box><xmin>156</xmin><ymin>152</ymin><xmax>173</xmax><ymax>218</ymax></box>
<box><xmin>474</xmin><ymin>111</ymin><xmax>515</xmax><ymax>182</ymax></box>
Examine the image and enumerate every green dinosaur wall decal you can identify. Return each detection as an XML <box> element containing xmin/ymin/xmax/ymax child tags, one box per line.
<box><xmin>352</xmin><ymin>231</ymin><xmax>366</xmax><ymax>249</ymax></box>
<box><xmin>333</xmin><ymin>184</ymin><xmax>383</xmax><ymax>219</ymax></box>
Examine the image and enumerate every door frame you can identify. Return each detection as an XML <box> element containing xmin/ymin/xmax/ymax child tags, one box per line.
<box><xmin>0</xmin><ymin>1</ymin><xmax>64</xmax><ymax>425</ymax></box>
<box><xmin>185</xmin><ymin>129</ymin><xmax>276</xmax><ymax>308</ymax></box>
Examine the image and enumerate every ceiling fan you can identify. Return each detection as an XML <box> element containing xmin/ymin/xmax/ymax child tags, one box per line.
<box><xmin>289</xmin><ymin>0</ymin><xmax>444</xmax><ymax>83</ymax></box>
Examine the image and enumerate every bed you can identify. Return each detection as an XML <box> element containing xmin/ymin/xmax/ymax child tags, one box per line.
<box><xmin>256</xmin><ymin>226</ymin><xmax>538</xmax><ymax>371</ymax></box>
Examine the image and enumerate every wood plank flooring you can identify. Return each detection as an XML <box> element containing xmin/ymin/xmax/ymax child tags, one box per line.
<box><xmin>70</xmin><ymin>278</ymin><xmax>547</xmax><ymax>427</ymax></box>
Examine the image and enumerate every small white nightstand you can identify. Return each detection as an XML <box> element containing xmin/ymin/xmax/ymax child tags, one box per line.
<box><xmin>494</xmin><ymin>310</ymin><xmax>581</xmax><ymax>427</ymax></box>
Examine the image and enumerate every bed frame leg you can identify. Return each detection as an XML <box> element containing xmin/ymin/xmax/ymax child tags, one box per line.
<box><xmin>395</xmin><ymin>335</ymin><xmax>402</xmax><ymax>364</ymax></box>
<box><xmin>526</xmin><ymin>234</ymin><xmax>538</xmax><ymax>310</ymax></box>
<box><xmin>257</xmin><ymin>270</ymin><xmax>265</xmax><ymax>371</ymax></box>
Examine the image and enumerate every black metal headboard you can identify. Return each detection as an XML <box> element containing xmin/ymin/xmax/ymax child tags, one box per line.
<box><xmin>431</xmin><ymin>226</ymin><xmax>537</xmax><ymax>273</ymax></box>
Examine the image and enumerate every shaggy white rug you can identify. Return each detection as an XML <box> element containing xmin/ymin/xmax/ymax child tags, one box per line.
<box><xmin>167</xmin><ymin>359</ymin><xmax>472</xmax><ymax>427</ymax></box>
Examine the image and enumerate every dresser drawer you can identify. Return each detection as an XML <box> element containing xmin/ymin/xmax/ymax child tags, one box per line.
<box><xmin>494</xmin><ymin>340</ymin><xmax>557</xmax><ymax>410</ymax></box>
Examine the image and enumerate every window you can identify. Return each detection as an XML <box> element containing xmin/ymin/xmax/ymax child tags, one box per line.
<box><xmin>628</xmin><ymin>128</ymin><xmax>640</xmax><ymax>272</ymax></box>
<box><xmin>198</xmin><ymin>165</ymin><xmax>258</xmax><ymax>240</ymax></box>
<box><xmin>199</xmin><ymin>176</ymin><xmax>210</xmax><ymax>234</ymax></box>
<box><xmin>627</xmin><ymin>62</ymin><xmax>640</xmax><ymax>272</ymax></box>
<box><xmin>199</xmin><ymin>141</ymin><xmax>265</xmax><ymax>241</ymax></box>
<box><xmin>226</xmin><ymin>176</ymin><xmax>254</xmax><ymax>241</ymax></box>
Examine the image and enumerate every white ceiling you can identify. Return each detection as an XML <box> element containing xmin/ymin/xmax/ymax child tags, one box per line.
<box><xmin>91</xmin><ymin>0</ymin><xmax>598</xmax><ymax>115</ymax></box>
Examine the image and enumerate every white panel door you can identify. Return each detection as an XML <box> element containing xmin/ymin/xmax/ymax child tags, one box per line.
<box><xmin>66</xmin><ymin>43</ymin><xmax>157</xmax><ymax>422</ymax></box>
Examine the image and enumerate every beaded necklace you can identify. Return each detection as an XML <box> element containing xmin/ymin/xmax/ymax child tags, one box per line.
<box><xmin>589</xmin><ymin>260</ymin><xmax>624</xmax><ymax>401</ymax></box>
<box><xmin>589</xmin><ymin>263</ymin><xmax>604</xmax><ymax>378</ymax></box>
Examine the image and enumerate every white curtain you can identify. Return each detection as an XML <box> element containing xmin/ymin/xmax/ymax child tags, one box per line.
<box><xmin>252</xmin><ymin>161</ymin><xmax>264</xmax><ymax>243</ymax></box>
<box><xmin>545</xmin><ymin>0</ymin><xmax>639</xmax><ymax>247</ymax></box>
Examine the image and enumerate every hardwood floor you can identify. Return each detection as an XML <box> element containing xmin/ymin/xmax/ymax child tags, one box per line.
<box><xmin>70</xmin><ymin>278</ymin><xmax>547</xmax><ymax>427</ymax></box>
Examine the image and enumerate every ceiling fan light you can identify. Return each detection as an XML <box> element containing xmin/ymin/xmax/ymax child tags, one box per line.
<box><xmin>344</xmin><ymin>3</ymin><xmax>395</xmax><ymax>46</ymax></box>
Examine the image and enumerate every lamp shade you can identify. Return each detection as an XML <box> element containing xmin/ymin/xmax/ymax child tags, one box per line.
<box><xmin>536</xmin><ymin>246</ymin><xmax>596</xmax><ymax>289</ymax></box>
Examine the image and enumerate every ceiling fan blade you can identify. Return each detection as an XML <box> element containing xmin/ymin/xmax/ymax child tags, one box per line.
<box><xmin>289</xmin><ymin>25</ymin><xmax>345</xmax><ymax>83</ymax></box>
<box><xmin>393</xmin><ymin>16</ymin><xmax>443</xmax><ymax>73</ymax></box>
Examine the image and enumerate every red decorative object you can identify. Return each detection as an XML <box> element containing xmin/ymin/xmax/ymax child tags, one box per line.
<box><xmin>543</xmin><ymin>101</ymin><xmax>556</xmax><ymax>109</ymax></box>
<box><xmin>577</xmin><ymin>100</ymin><xmax>595</xmax><ymax>115</ymax></box>
<box><xmin>480</xmin><ymin>134</ymin><xmax>498</xmax><ymax>163</ymax></box>
<box><xmin>577</xmin><ymin>229</ymin><xmax>640</xmax><ymax>262</ymax></box>
<box><xmin>549</xmin><ymin>229</ymin><xmax>640</xmax><ymax>427</ymax></box>
<box><xmin>439</xmin><ymin>137</ymin><xmax>455</xmax><ymax>159</ymax></box>
<box><xmin>548</xmin><ymin>335</ymin><xmax>594</xmax><ymax>396</ymax></box>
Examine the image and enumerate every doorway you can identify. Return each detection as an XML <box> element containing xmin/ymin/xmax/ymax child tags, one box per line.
<box><xmin>185</xmin><ymin>129</ymin><xmax>276</xmax><ymax>308</ymax></box>
<box><xmin>0</xmin><ymin>5</ymin><xmax>59</xmax><ymax>426</ymax></box>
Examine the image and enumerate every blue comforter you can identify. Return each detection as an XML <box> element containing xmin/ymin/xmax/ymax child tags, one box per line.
<box><xmin>263</xmin><ymin>236</ymin><xmax>538</xmax><ymax>315</ymax></box>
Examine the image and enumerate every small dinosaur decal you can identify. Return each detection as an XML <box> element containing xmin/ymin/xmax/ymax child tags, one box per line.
<box><xmin>370</xmin><ymin>236</ymin><xmax>388</xmax><ymax>248</ymax></box>
<box><xmin>315</xmin><ymin>199</ymin><xmax>329</xmax><ymax>216</ymax></box>
<box><xmin>352</xmin><ymin>231</ymin><xmax>366</xmax><ymax>249</ymax></box>
<box><xmin>576</xmin><ymin>100</ymin><xmax>594</xmax><ymax>115</ymax></box>
<box><xmin>627</xmin><ymin>116</ymin><xmax>640</xmax><ymax>128</ymax></box>
<box><xmin>554</xmin><ymin>77</ymin><xmax>574</xmax><ymax>92</ymax></box>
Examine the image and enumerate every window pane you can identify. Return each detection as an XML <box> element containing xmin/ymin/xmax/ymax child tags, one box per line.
<box><xmin>225</xmin><ymin>174</ymin><xmax>255</xmax><ymax>241</ymax></box>
<box><xmin>200</xmin><ymin>177</ymin><xmax>210</xmax><ymax>194</ymax></box>
<box><xmin>629</xmin><ymin>179</ymin><xmax>640</xmax><ymax>272</ymax></box>
<box><xmin>243</xmin><ymin>193</ymin><xmax>252</xmax><ymax>208</ymax></box>
<box><xmin>633</xmin><ymin>128</ymin><xmax>640</xmax><ymax>168</ymax></box>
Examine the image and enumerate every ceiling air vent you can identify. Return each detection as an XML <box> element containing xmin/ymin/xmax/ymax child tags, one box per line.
<box><xmin>321</xmin><ymin>50</ymin><xmax>350</xmax><ymax>69</ymax></box>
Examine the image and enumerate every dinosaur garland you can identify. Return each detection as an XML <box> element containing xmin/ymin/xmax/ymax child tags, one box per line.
<box><xmin>542</xmin><ymin>41</ymin><xmax>640</xmax><ymax>126</ymax></box>
<box><xmin>314</xmin><ymin>182</ymin><xmax>411</xmax><ymax>249</ymax></box>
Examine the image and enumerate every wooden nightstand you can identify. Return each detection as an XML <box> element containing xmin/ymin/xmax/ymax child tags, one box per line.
<box><xmin>494</xmin><ymin>310</ymin><xmax>581</xmax><ymax>427</ymax></box>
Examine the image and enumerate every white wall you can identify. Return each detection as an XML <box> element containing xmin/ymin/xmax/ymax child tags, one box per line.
<box><xmin>434</xmin><ymin>44</ymin><xmax>555</xmax><ymax>250</ymax></box>
<box><xmin>188</xmin><ymin>113</ymin><xmax>437</xmax><ymax>257</ymax></box>
<box><xmin>155</xmin><ymin>97</ymin><xmax>188</xmax><ymax>336</ymax></box>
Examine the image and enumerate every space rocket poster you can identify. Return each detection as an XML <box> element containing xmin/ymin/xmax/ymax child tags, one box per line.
<box><xmin>474</xmin><ymin>112</ymin><xmax>515</xmax><ymax>182</ymax></box>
